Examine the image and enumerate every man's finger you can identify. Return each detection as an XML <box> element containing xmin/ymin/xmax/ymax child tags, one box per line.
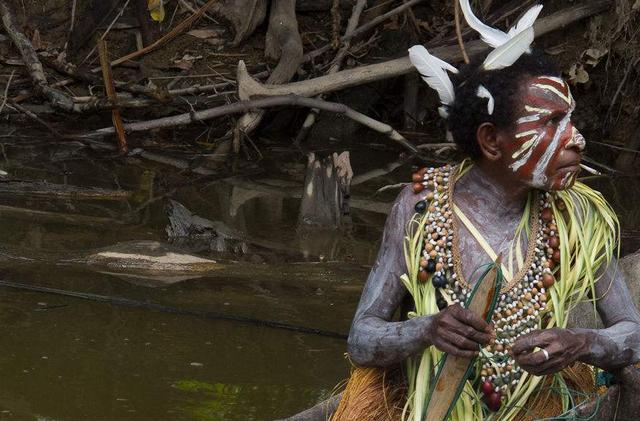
<box><xmin>511</xmin><ymin>330</ymin><xmax>550</xmax><ymax>355</ymax></box>
<box><xmin>452</xmin><ymin>306</ymin><xmax>491</xmax><ymax>333</ymax></box>
<box><xmin>439</xmin><ymin>328</ymin><xmax>480</xmax><ymax>351</ymax></box>
<box><xmin>449</xmin><ymin>320</ymin><xmax>492</xmax><ymax>345</ymax></box>
<box><xmin>514</xmin><ymin>348</ymin><xmax>549</xmax><ymax>367</ymax></box>
<box><xmin>435</xmin><ymin>339</ymin><xmax>479</xmax><ymax>358</ymax></box>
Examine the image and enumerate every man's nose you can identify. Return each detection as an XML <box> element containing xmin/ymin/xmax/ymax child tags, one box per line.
<box><xmin>564</xmin><ymin>126</ymin><xmax>586</xmax><ymax>152</ymax></box>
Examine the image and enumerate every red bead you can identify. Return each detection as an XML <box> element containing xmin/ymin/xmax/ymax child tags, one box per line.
<box><xmin>418</xmin><ymin>270</ymin><xmax>429</xmax><ymax>282</ymax></box>
<box><xmin>412</xmin><ymin>173</ymin><xmax>423</xmax><ymax>183</ymax></box>
<box><xmin>486</xmin><ymin>391</ymin><xmax>502</xmax><ymax>411</ymax></box>
<box><xmin>541</xmin><ymin>208</ymin><xmax>553</xmax><ymax>222</ymax></box>
<box><xmin>412</xmin><ymin>182</ymin><xmax>424</xmax><ymax>193</ymax></box>
<box><xmin>553</xmin><ymin>249</ymin><xmax>561</xmax><ymax>262</ymax></box>
<box><xmin>542</xmin><ymin>273</ymin><xmax>555</xmax><ymax>288</ymax></box>
<box><xmin>556</xmin><ymin>199</ymin><xmax>566</xmax><ymax>211</ymax></box>
<box><xmin>548</xmin><ymin>236</ymin><xmax>559</xmax><ymax>249</ymax></box>
<box><xmin>481</xmin><ymin>381</ymin><xmax>493</xmax><ymax>395</ymax></box>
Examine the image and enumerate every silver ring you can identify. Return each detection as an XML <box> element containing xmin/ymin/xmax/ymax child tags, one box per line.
<box><xmin>542</xmin><ymin>348</ymin><xmax>550</xmax><ymax>362</ymax></box>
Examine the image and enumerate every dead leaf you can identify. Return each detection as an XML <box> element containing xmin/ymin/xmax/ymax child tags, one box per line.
<box><xmin>148</xmin><ymin>0</ymin><xmax>165</xmax><ymax>22</ymax></box>
<box><xmin>187</xmin><ymin>29</ymin><xmax>219</xmax><ymax>39</ymax></box>
<box><xmin>172</xmin><ymin>53</ymin><xmax>202</xmax><ymax>71</ymax></box>
<box><xmin>567</xmin><ymin>63</ymin><xmax>589</xmax><ymax>84</ymax></box>
<box><xmin>583</xmin><ymin>48</ymin><xmax>608</xmax><ymax>66</ymax></box>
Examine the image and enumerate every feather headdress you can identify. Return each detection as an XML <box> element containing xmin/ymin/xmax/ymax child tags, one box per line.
<box><xmin>458</xmin><ymin>0</ymin><xmax>542</xmax><ymax>49</ymax></box>
<box><xmin>408</xmin><ymin>45</ymin><xmax>459</xmax><ymax>118</ymax></box>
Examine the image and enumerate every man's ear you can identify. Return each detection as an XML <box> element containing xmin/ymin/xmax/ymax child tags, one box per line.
<box><xmin>477</xmin><ymin>122</ymin><xmax>502</xmax><ymax>161</ymax></box>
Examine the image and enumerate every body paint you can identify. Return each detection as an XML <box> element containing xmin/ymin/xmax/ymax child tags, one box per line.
<box><xmin>506</xmin><ymin>76</ymin><xmax>584</xmax><ymax>190</ymax></box>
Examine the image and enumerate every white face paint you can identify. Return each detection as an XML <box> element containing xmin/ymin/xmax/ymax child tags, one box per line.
<box><xmin>506</xmin><ymin>76</ymin><xmax>585</xmax><ymax>191</ymax></box>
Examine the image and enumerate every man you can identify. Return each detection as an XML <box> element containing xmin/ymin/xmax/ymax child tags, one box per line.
<box><xmin>335</xmin><ymin>8</ymin><xmax>640</xmax><ymax>418</ymax></box>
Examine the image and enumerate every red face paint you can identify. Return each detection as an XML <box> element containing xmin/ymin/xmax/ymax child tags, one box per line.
<box><xmin>505</xmin><ymin>76</ymin><xmax>584</xmax><ymax>191</ymax></box>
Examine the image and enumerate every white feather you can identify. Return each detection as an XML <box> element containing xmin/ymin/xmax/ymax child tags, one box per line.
<box><xmin>459</xmin><ymin>0</ymin><xmax>508</xmax><ymax>48</ymax></box>
<box><xmin>508</xmin><ymin>5</ymin><xmax>543</xmax><ymax>37</ymax></box>
<box><xmin>476</xmin><ymin>85</ymin><xmax>495</xmax><ymax>115</ymax></box>
<box><xmin>483</xmin><ymin>27</ymin><xmax>534</xmax><ymax>71</ymax></box>
<box><xmin>408</xmin><ymin>45</ymin><xmax>458</xmax><ymax>106</ymax></box>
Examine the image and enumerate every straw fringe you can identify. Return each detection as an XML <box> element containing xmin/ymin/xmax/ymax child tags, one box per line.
<box><xmin>331</xmin><ymin>366</ymin><xmax>405</xmax><ymax>421</ymax></box>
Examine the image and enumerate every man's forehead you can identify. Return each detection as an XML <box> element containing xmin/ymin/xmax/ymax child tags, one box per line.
<box><xmin>522</xmin><ymin>75</ymin><xmax>573</xmax><ymax>111</ymax></box>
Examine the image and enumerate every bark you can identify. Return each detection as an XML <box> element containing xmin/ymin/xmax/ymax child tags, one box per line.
<box><xmin>298</xmin><ymin>152</ymin><xmax>353</xmax><ymax>229</ymax></box>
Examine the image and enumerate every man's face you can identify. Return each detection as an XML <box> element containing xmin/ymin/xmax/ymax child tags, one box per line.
<box><xmin>502</xmin><ymin>76</ymin><xmax>585</xmax><ymax>191</ymax></box>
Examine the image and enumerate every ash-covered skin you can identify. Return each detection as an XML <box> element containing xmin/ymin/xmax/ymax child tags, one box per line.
<box><xmin>347</xmin><ymin>76</ymin><xmax>640</xmax><ymax>376</ymax></box>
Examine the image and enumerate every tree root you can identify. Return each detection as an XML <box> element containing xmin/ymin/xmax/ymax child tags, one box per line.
<box><xmin>234</xmin><ymin>0</ymin><xmax>304</xmax><ymax>146</ymax></box>
<box><xmin>208</xmin><ymin>0</ymin><xmax>267</xmax><ymax>46</ymax></box>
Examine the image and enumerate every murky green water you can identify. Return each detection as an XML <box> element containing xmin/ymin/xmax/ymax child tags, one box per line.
<box><xmin>0</xmin><ymin>138</ymin><xmax>638</xmax><ymax>420</ymax></box>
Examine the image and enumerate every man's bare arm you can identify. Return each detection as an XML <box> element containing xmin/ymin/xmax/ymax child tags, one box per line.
<box><xmin>347</xmin><ymin>185</ymin><xmax>492</xmax><ymax>367</ymax></box>
<box><xmin>570</xmin><ymin>260</ymin><xmax>640</xmax><ymax>371</ymax></box>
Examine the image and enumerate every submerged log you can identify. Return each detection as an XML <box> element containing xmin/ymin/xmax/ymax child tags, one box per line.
<box><xmin>298</xmin><ymin>152</ymin><xmax>353</xmax><ymax>229</ymax></box>
<box><xmin>0</xmin><ymin>181</ymin><xmax>132</xmax><ymax>200</ymax></box>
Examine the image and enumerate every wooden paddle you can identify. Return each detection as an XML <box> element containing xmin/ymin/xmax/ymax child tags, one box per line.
<box><xmin>422</xmin><ymin>262</ymin><xmax>502</xmax><ymax>421</ymax></box>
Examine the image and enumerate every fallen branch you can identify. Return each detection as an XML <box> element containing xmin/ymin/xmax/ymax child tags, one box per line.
<box><xmin>84</xmin><ymin>94</ymin><xmax>422</xmax><ymax>156</ymax></box>
<box><xmin>239</xmin><ymin>0</ymin><xmax>611</xmax><ymax>99</ymax></box>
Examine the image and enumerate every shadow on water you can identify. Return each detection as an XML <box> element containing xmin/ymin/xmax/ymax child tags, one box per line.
<box><xmin>0</xmin><ymin>137</ymin><xmax>638</xmax><ymax>420</ymax></box>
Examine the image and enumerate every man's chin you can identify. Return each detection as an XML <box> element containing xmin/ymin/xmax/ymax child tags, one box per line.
<box><xmin>546</xmin><ymin>171</ymin><xmax>579</xmax><ymax>191</ymax></box>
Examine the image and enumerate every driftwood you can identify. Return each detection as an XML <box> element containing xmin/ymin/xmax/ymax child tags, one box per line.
<box><xmin>85</xmin><ymin>94</ymin><xmax>422</xmax><ymax>157</ymax></box>
<box><xmin>237</xmin><ymin>0</ymin><xmax>611</xmax><ymax>100</ymax></box>
<box><xmin>0</xmin><ymin>204</ymin><xmax>125</xmax><ymax>227</ymax></box>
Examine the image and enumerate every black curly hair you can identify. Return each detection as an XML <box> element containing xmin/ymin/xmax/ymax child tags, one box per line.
<box><xmin>447</xmin><ymin>50</ymin><xmax>560</xmax><ymax>159</ymax></box>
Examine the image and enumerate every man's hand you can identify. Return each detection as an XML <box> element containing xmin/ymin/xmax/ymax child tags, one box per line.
<box><xmin>428</xmin><ymin>304</ymin><xmax>494</xmax><ymax>358</ymax></box>
<box><xmin>511</xmin><ymin>328</ymin><xmax>588</xmax><ymax>375</ymax></box>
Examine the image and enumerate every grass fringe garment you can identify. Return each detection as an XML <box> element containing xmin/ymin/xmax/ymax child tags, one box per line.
<box><xmin>400</xmin><ymin>169</ymin><xmax>618</xmax><ymax>421</ymax></box>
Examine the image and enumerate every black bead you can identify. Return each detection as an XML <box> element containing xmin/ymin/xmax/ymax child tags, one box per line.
<box><xmin>414</xmin><ymin>200</ymin><xmax>427</xmax><ymax>213</ymax></box>
<box><xmin>432</xmin><ymin>275</ymin><xmax>448</xmax><ymax>288</ymax></box>
<box><xmin>436</xmin><ymin>297</ymin><xmax>448</xmax><ymax>310</ymax></box>
<box><xmin>425</xmin><ymin>259</ymin><xmax>436</xmax><ymax>273</ymax></box>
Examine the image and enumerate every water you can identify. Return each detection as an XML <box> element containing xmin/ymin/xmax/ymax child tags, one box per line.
<box><xmin>0</xmin><ymin>137</ymin><xmax>638</xmax><ymax>420</ymax></box>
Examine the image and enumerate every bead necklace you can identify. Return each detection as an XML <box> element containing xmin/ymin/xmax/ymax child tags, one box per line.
<box><xmin>412</xmin><ymin>164</ymin><xmax>563</xmax><ymax>411</ymax></box>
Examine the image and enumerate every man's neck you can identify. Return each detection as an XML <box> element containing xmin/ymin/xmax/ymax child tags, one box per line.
<box><xmin>457</xmin><ymin>162</ymin><xmax>531</xmax><ymax>217</ymax></box>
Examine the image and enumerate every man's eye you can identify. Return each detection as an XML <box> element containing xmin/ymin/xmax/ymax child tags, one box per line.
<box><xmin>546</xmin><ymin>115</ymin><xmax>564</xmax><ymax>125</ymax></box>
